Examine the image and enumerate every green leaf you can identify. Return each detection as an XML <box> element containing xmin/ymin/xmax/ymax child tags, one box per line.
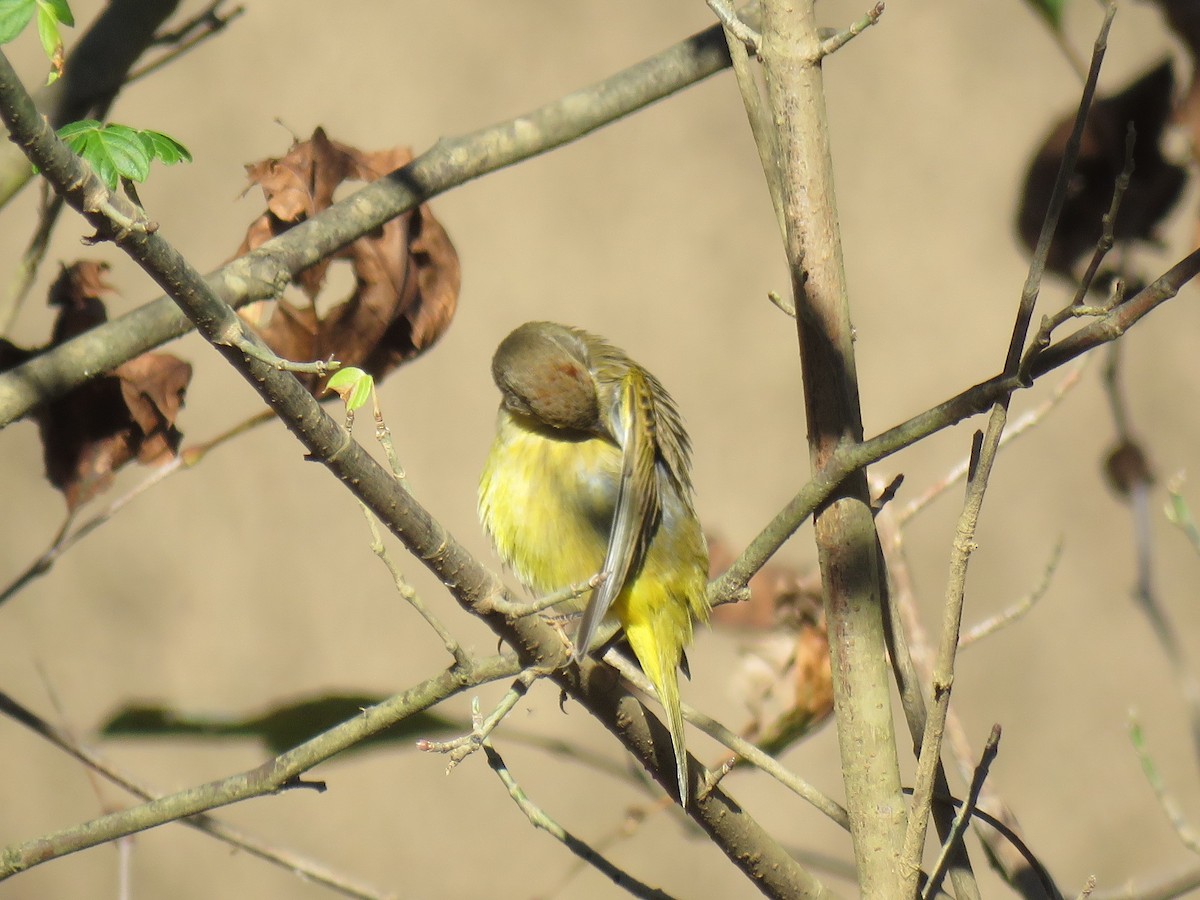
<box><xmin>137</xmin><ymin>129</ymin><xmax>192</xmax><ymax>166</ymax></box>
<box><xmin>41</xmin><ymin>0</ymin><xmax>70</xmax><ymax>26</ymax></box>
<box><xmin>1024</xmin><ymin>0</ymin><xmax>1066</xmax><ymax>30</ymax></box>
<box><xmin>34</xmin><ymin>2</ymin><xmax>60</xmax><ymax>60</ymax></box>
<box><xmin>55</xmin><ymin>118</ymin><xmax>101</xmax><ymax>140</ymax></box>
<box><xmin>52</xmin><ymin>122</ymin><xmax>191</xmax><ymax>190</ymax></box>
<box><xmin>326</xmin><ymin>366</ymin><xmax>373</xmax><ymax>412</ymax></box>
<box><xmin>0</xmin><ymin>0</ymin><xmax>35</xmax><ymax>44</ymax></box>
<box><xmin>57</xmin><ymin>120</ymin><xmax>150</xmax><ymax>190</ymax></box>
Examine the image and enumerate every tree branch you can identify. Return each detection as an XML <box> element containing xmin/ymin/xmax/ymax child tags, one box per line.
<box><xmin>757</xmin><ymin>3</ymin><xmax>905</xmax><ymax>891</ymax></box>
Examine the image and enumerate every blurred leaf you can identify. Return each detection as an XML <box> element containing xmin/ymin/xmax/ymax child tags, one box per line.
<box><xmin>34</xmin><ymin>2</ymin><xmax>59</xmax><ymax>61</ymax></box>
<box><xmin>1024</xmin><ymin>0</ymin><xmax>1066</xmax><ymax>31</ymax></box>
<box><xmin>41</xmin><ymin>0</ymin><xmax>70</xmax><ymax>26</ymax></box>
<box><xmin>1016</xmin><ymin>60</ymin><xmax>1187</xmax><ymax>277</ymax></box>
<box><xmin>0</xmin><ymin>262</ymin><xmax>191</xmax><ymax>509</ymax></box>
<box><xmin>0</xmin><ymin>0</ymin><xmax>35</xmax><ymax>44</ymax></box>
<box><xmin>100</xmin><ymin>694</ymin><xmax>462</xmax><ymax>756</ymax></box>
<box><xmin>1165</xmin><ymin>475</ymin><xmax>1200</xmax><ymax>555</ymax></box>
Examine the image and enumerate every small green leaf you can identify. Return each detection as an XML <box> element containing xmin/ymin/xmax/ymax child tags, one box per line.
<box><xmin>57</xmin><ymin>120</ymin><xmax>150</xmax><ymax>190</ymax></box>
<box><xmin>138</xmin><ymin>129</ymin><xmax>192</xmax><ymax>166</ymax></box>
<box><xmin>41</xmin><ymin>0</ymin><xmax>71</xmax><ymax>26</ymax></box>
<box><xmin>52</xmin><ymin>122</ymin><xmax>190</xmax><ymax>190</ymax></box>
<box><xmin>326</xmin><ymin>366</ymin><xmax>373</xmax><ymax>412</ymax></box>
<box><xmin>34</xmin><ymin>2</ymin><xmax>60</xmax><ymax>61</ymax></box>
<box><xmin>0</xmin><ymin>0</ymin><xmax>36</xmax><ymax>44</ymax></box>
<box><xmin>1024</xmin><ymin>0</ymin><xmax>1066</xmax><ymax>30</ymax></box>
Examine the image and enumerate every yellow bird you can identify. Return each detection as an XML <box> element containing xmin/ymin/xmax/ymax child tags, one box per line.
<box><xmin>479</xmin><ymin>321</ymin><xmax>710</xmax><ymax>804</ymax></box>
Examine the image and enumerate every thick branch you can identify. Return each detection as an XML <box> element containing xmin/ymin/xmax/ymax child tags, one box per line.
<box><xmin>758</xmin><ymin>0</ymin><xmax>905</xmax><ymax>891</ymax></box>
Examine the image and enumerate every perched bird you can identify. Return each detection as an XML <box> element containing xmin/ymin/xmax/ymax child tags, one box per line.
<box><xmin>479</xmin><ymin>321</ymin><xmax>709</xmax><ymax>803</ymax></box>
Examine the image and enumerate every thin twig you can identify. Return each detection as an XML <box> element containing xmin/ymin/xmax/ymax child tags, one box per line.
<box><xmin>485</xmin><ymin>574</ymin><xmax>604</xmax><ymax>619</ymax></box>
<box><xmin>1071</xmin><ymin>125</ymin><xmax>1136</xmax><ymax>307</ymax></box>
<box><xmin>0</xmin><ymin>188</ymin><xmax>64</xmax><ymax>334</ymax></box>
<box><xmin>602</xmin><ymin>650</ymin><xmax>849</xmax><ymax>830</ymax></box>
<box><xmin>1089</xmin><ymin>864</ymin><xmax>1200</xmax><ymax>900</ymax></box>
<box><xmin>0</xmin><ymin>409</ymin><xmax>275</xmax><ymax>607</ymax></box>
<box><xmin>715</xmin><ymin>4</ymin><xmax>785</xmax><ymax>247</ymax></box>
<box><xmin>922</xmin><ymin>725</ymin><xmax>1002</xmax><ymax>900</ymax></box>
<box><xmin>819</xmin><ymin>2</ymin><xmax>885</xmax><ymax>57</ymax></box>
<box><xmin>959</xmin><ymin>539</ymin><xmax>1062</xmax><ymax>649</ymax></box>
<box><xmin>1165</xmin><ymin>474</ymin><xmax>1200</xmax><ymax>556</ymax></box>
<box><xmin>899</xmin><ymin>360</ymin><xmax>1087</xmax><ymax>526</ymax></box>
<box><xmin>875</xmin><ymin>525</ymin><xmax>980</xmax><ymax>900</ymax></box>
<box><xmin>483</xmin><ymin>740</ymin><xmax>675</xmax><ymax>900</ymax></box>
<box><xmin>125</xmin><ymin>1</ymin><xmax>245</xmax><ymax>85</ymax></box>
<box><xmin>1103</xmin><ymin>346</ymin><xmax>1200</xmax><ymax>771</ymax></box>
<box><xmin>419</xmin><ymin>668</ymin><xmax>544</xmax><ymax>770</ymax></box>
<box><xmin>1005</xmin><ymin>2</ymin><xmax>1117</xmax><ymax>378</ymax></box>
<box><xmin>362</xmin><ymin>506</ymin><xmax>467</xmax><ymax>666</ymax></box>
<box><xmin>707</xmin><ymin>0</ymin><xmax>761</xmax><ymax>54</ymax></box>
<box><xmin>901</xmin><ymin>415</ymin><xmax>1005</xmax><ymax>893</ymax></box>
<box><xmin>882</xmin><ymin>503</ymin><xmax>1059</xmax><ymax>896</ymax></box>
<box><xmin>1129</xmin><ymin>712</ymin><xmax>1200</xmax><ymax>853</ymax></box>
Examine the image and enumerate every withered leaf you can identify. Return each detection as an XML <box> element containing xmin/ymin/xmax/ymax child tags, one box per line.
<box><xmin>708</xmin><ymin>532</ymin><xmax>823</xmax><ymax>631</ymax></box>
<box><xmin>1</xmin><ymin>262</ymin><xmax>192</xmax><ymax>510</ymax></box>
<box><xmin>1016</xmin><ymin>60</ymin><xmax>1187</xmax><ymax>277</ymax></box>
<box><xmin>236</xmin><ymin>128</ymin><xmax>460</xmax><ymax>391</ymax></box>
<box><xmin>707</xmin><ymin>533</ymin><xmax>833</xmax><ymax>750</ymax></box>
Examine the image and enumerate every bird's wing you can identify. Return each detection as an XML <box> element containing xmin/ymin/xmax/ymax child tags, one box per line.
<box><xmin>573</xmin><ymin>366</ymin><xmax>660</xmax><ymax>659</ymax></box>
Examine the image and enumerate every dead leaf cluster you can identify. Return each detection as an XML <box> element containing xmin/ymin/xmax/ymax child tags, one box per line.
<box><xmin>235</xmin><ymin>128</ymin><xmax>461</xmax><ymax>392</ymax></box>
<box><xmin>0</xmin><ymin>262</ymin><xmax>191</xmax><ymax>510</ymax></box>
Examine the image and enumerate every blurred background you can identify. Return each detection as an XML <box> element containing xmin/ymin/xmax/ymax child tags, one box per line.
<box><xmin>1</xmin><ymin>1</ymin><xmax>1199</xmax><ymax>897</ymax></box>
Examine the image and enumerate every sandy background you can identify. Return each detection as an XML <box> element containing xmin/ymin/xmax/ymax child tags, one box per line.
<box><xmin>2</xmin><ymin>1</ymin><xmax>1200</xmax><ymax>897</ymax></box>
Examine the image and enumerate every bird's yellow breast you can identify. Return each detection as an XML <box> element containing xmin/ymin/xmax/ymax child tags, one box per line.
<box><xmin>479</xmin><ymin>409</ymin><xmax>619</xmax><ymax>595</ymax></box>
<box><xmin>478</xmin><ymin>408</ymin><xmax>709</xmax><ymax>630</ymax></box>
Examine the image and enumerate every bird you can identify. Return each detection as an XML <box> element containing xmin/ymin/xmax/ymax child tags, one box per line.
<box><xmin>479</xmin><ymin>321</ymin><xmax>709</xmax><ymax>804</ymax></box>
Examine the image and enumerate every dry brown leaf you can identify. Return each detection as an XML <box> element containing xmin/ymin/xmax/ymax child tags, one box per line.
<box><xmin>1016</xmin><ymin>60</ymin><xmax>1187</xmax><ymax>278</ymax></box>
<box><xmin>707</xmin><ymin>533</ymin><xmax>833</xmax><ymax>747</ymax></box>
<box><xmin>236</xmin><ymin>128</ymin><xmax>460</xmax><ymax>391</ymax></box>
<box><xmin>1</xmin><ymin>262</ymin><xmax>192</xmax><ymax>509</ymax></box>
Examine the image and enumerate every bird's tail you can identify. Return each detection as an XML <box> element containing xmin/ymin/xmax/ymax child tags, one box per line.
<box><xmin>624</xmin><ymin>617</ymin><xmax>690</xmax><ymax>805</ymax></box>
